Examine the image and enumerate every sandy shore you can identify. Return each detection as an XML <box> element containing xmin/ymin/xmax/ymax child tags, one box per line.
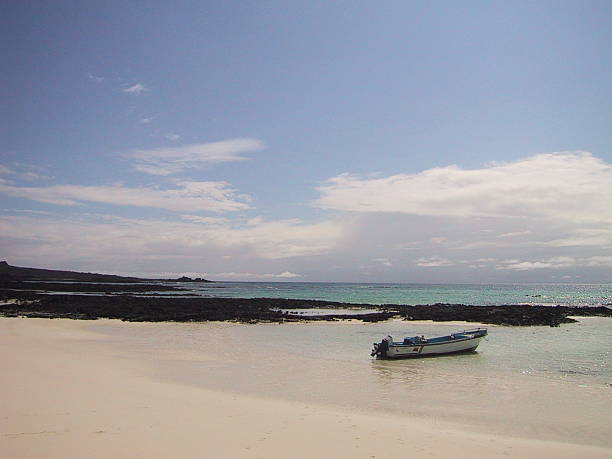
<box><xmin>1</xmin><ymin>318</ymin><xmax>610</xmax><ymax>459</ymax></box>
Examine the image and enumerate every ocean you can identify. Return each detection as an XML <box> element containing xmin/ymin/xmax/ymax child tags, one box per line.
<box><xmin>86</xmin><ymin>281</ymin><xmax>612</xmax><ymax>447</ymax></box>
<box><xmin>175</xmin><ymin>281</ymin><xmax>612</xmax><ymax>306</ymax></box>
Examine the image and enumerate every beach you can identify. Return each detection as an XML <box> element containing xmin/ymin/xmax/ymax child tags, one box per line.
<box><xmin>2</xmin><ymin>317</ymin><xmax>610</xmax><ymax>458</ymax></box>
<box><xmin>4</xmin><ymin>1</ymin><xmax>611</xmax><ymax>456</ymax></box>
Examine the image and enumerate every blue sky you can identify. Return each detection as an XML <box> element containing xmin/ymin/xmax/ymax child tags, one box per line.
<box><xmin>1</xmin><ymin>1</ymin><xmax>611</xmax><ymax>282</ymax></box>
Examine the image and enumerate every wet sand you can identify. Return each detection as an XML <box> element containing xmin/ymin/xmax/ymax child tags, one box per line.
<box><xmin>1</xmin><ymin>317</ymin><xmax>610</xmax><ymax>458</ymax></box>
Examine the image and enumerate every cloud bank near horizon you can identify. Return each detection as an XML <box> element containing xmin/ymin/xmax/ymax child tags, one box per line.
<box><xmin>1</xmin><ymin>151</ymin><xmax>610</xmax><ymax>282</ymax></box>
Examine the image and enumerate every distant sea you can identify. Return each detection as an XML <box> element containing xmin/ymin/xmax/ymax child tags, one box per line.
<box><xmin>174</xmin><ymin>282</ymin><xmax>612</xmax><ymax>307</ymax></box>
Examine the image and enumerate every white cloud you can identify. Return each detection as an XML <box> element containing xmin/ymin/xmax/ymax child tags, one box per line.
<box><xmin>396</xmin><ymin>242</ymin><xmax>421</xmax><ymax>250</ymax></box>
<box><xmin>165</xmin><ymin>133</ymin><xmax>181</xmax><ymax>141</ymax></box>
<box><xmin>372</xmin><ymin>257</ymin><xmax>392</xmax><ymax>267</ymax></box>
<box><xmin>213</xmin><ymin>271</ymin><xmax>303</xmax><ymax>280</ymax></box>
<box><xmin>497</xmin><ymin>258</ymin><xmax>574</xmax><ymax>271</ymax></box>
<box><xmin>1</xmin><ymin>209</ymin><xmax>53</xmax><ymax>217</ymax></box>
<box><xmin>583</xmin><ymin>256</ymin><xmax>612</xmax><ymax>267</ymax></box>
<box><xmin>499</xmin><ymin>231</ymin><xmax>532</xmax><ymax>238</ymax></box>
<box><xmin>180</xmin><ymin>215</ymin><xmax>229</xmax><ymax>225</ymax></box>
<box><xmin>462</xmin><ymin>257</ymin><xmax>498</xmax><ymax>269</ymax></box>
<box><xmin>19</xmin><ymin>172</ymin><xmax>42</xmax><ymax>181</ymax></box>
<box><xmin>415</xmin><ymin>256</ymin><xmax>454</xmax><ymax>267</ymax></box>
<box><xmin>496</xmin><ymin>256</ymin><xmax>612</xmax><ymax>271</ymax></box>
<box><xmin>129</xmin><ymin>139</ymin><xmax>264</xmax><ymax>175</ymax></box>
<box><xmin>544</xmin><ymin>228</ymin><xmax>612</xmax><ymax>248</ymax></box>
<box><xmin>3</xmin><ymin>150</ymin><xmax>611</xmax><ymax>283</ymax></box>
<box><xmin>0</xmin><ymin>215</ymin><xmax>348</xmax><ymax>268</ymax></box>
<box><xmin>315</xmin><ymin>152</ymin><xmax>612</xmax><ymax>224</ymax></box>
<box><xmin>204</xmin><ymin>217</ymin><xmax>347</xmax><ymax>259</ymax></box>
<box><xmin>88</xmin><ymin>73</ymin><xmax>105</xmax><ymax>83</ymax></box>
<box><xmin>277</xmin><ymin>271</ymin><xmax>302</xmax><ymax>278</ymax></box>
<box><xmin>123</xmin><ymin>83</ymin><xmax>149</xmax><ymax>94</ymax></box>
<box><xmin>0</xmin><ymin>164</ymin><xmax>46</xmax><ymax>182</ymax></box>
<box><xmin>139</xmin><ymin>117</ymin><xmax>154</xmax><ymax>124</ymax></box>
<box><xmin>0</xmin><ymin>181</ymin><xmax>250</xmax><ymax>213</ymax></box>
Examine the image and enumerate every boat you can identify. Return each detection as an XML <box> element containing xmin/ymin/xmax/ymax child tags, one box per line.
<box><xmin>371</xmin><ymin>328</ymin><xmax>487</xmax><ymax>358</ymax></box>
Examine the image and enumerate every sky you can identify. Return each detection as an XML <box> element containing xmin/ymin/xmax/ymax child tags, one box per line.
<box><xmin>1</xmin><ymin>0</ymin><xmax>611</xmax><ymax>283</ymax></box>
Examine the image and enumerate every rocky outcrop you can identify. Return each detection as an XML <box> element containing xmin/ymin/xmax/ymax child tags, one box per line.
<box><xmin>1</xmin><ymin>263</ymin><xmax>610</xmax><ymax>326</ymax></box>
<box><xmin>0</xmin><ymin>290</ymin><xmax>609</xmax><ymax>326</ymax></box>
<box><xmin>392</xmin><ymin>303</ymin><xmax>584</xmax><ymax>326</ymax></box>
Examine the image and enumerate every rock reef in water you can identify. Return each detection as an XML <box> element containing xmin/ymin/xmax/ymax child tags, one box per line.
<box><xmin>1</xmin><ymin>262</ymin><xmax>610</xmax><ymax>326</ymax></box>
<box><xmin>1</xmin><ymin>290</ymin><xmax>610</xmax><ymax>326</ymax></box>
<box><xmin>392</xmin><ymin>303</ymin><xmax>611</xmax><ymax>326</ymax></box>
<box><xmin>0</xmin><ymin>293</ymin><xmax>394</xmax><ymax>323</ymax></box>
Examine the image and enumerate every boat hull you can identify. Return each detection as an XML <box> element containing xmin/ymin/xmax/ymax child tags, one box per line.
<box><xmin>380</xmin><ymin>335</ymin><xmax>484</xmax><ymax>359</ymax></box>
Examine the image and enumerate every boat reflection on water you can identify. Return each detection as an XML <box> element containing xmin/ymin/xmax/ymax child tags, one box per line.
<box><xmin>369</xmin><ymin>359</ymin><xmax>431</xmax><ymax>389</ymax></box>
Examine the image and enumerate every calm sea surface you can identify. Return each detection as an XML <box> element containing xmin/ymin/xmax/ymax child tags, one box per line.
<box><xmin>95</xmin><ymin>316</ymin><xmax>612</xmax><ymax>447</ymax></box>
<box><xmin>176</xmin><ymin>281</ymin><xmax>612</xmax><ymax>306</ymax></box>
<box><xmin>89</xmin><ymin>281</ymin><xmax>612</xmax><ymax>446</ymax></box>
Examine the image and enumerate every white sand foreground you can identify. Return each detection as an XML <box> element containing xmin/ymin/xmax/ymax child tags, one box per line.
<box><xmin>1</xmin><ymin>317</ymin><xmax>610</xmax><ymax>459</ymax></box>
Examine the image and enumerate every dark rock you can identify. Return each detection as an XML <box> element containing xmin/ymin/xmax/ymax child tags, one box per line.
<box><xmin>1</xmin><ymin>276</ymin><xmax>610</xmax><ymax>326</ymax></box>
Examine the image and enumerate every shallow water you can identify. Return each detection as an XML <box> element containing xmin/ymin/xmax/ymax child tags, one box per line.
<box><xmin>93</xmin><ymin>317</ymin><xmax>612</xmax><ymax>447</ymax></box>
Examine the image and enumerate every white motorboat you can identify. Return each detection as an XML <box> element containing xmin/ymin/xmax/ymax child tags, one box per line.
<box><xmin>371</xmin><ymin>328</ymin><xmax>487</xmax><ymax>359</ymax></box>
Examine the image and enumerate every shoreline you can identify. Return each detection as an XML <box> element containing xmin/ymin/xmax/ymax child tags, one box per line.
<box><xmin>2</xmin><ymin>317</ymin><xmax>611</xmax><ymax>458</ymax></box>
<box><xmin>2</xmin><ymin>263</ymin><xmax>610</xmax><ymax>326</ymax></box>
<box><xmin>1</xmin><ymin>290</ymin><xmax>611</xmax><ymax>326</ymax></box>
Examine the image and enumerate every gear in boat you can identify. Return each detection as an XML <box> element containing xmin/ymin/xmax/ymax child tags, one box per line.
<box><xmin>371</xmin><ymin>328</ymin><xmax>487</xmax><ymax>359</ymax></box>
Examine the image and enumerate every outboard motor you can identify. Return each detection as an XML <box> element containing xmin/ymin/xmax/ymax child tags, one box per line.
<box><xmin>371</xmin><ymin>335</ymin><xmax>392</xmax><ymax>358</ymax></box>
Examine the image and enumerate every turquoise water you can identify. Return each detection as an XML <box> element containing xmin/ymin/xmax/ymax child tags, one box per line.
<box><xmin>89</xmin><ymin>280</ymin><xmax>612</xmax><ymax>446</ymax></box>
<box><xmin>179</xmin><ymin>281</ymin><xmax>612</xmax><ymax>306</ymax></box>
<box><xmin>95</xmin><ymin>317</ymin><xmax>612</xmax><ymax>446</ymax></box>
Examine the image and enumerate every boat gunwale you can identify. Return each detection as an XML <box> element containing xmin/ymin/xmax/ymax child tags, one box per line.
<box><xmin>389</xmin><ymin>335</ymin><xmax>483</xmax><ymax>348</ymax></box>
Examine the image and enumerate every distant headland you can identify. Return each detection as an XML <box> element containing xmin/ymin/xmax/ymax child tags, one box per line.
<box><xmin>0</xmin><ymin>261</ymin><xmax>211</xmax><ymax>284</ymax></box>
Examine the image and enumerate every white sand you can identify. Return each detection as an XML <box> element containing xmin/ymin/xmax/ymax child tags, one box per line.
<box><xmin>1</xmin><ymin>317</ymin><xmax>610</xmax><ymax>459</ymax></box>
